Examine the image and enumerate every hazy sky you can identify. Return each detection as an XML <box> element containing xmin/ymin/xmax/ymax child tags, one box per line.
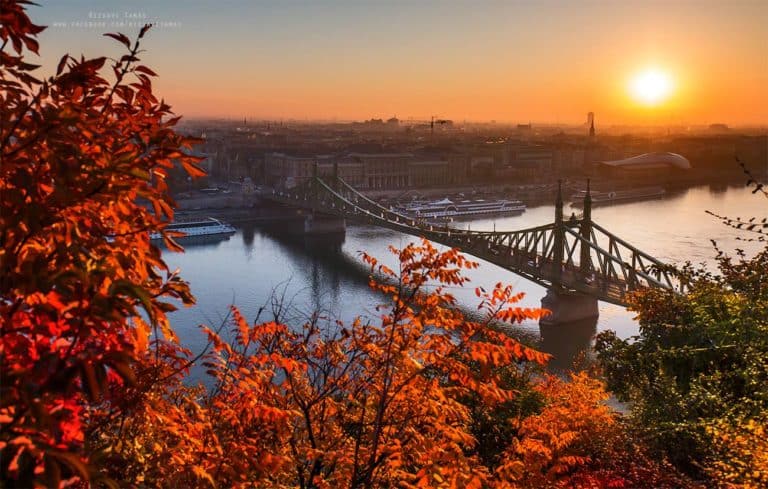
<box><xmin>32</xmin><ymin>0</ymin><xmax>768</xmax><ymax>125</ymax></box>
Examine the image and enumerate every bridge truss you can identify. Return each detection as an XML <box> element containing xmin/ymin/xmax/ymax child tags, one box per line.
<box><xmin>266</xmin><ymin>175</ymin><xmax>680</xmax><ymax>307</ymax></box>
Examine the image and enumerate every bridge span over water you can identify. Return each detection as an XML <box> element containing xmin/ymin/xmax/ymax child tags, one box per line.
<box><xmin>262</xmin><ymin>172</ymin><xmax>681</xmax><ymax>320</ymax></box>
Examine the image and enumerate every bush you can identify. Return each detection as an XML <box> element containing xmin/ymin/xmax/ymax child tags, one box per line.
<box><xmin>596</xmin><ymin>247</ymin><xmax>768</xmax><ymax>483</ymax></box>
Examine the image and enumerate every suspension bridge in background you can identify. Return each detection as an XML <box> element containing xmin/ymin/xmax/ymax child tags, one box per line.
<box><xmin>261</xmin><ymin>166</ymin><xmax>681</xmax><ymax>321</ymax></box>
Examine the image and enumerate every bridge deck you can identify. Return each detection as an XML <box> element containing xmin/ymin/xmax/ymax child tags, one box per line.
<box><xmin>262</xmin><ymin>177</ymin><xmax>680</xmax><ymax>307</ymax></box>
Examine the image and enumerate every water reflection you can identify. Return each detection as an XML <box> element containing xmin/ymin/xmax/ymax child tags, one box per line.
<box><xmin>707</xmin><ymin>183</ymin><xmax>730</xmax><ymax>197</ymax></box>
<box><xmin>257</xmin><ymin>226</ymin><xmax>595</xmax><ymax>371</ymax></box>
<box><xmin>162</xmin><ymin>185</ymin><xmax>766</xmax><ymax>379</ymax></box>
<box><xmin>538</xmin><ymin>317</ymin><xmax>598</xmax><ymax>373</ymax></box>
<box><xmin>160</xmin><ymin>233</ymin><xmax>236</xmax><ymax>251</ymax></box>
<box><xmin>257</xmin><ymin>229</ymin><xmax>370</xmax><ymax>318</ymax></box>
<box><xmin>241</xmin><ymin>221</ymin><xmax>257</xmax><ymax>249</ymax></box>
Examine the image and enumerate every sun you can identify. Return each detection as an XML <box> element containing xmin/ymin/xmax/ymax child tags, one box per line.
<box><xmin>629</xmin><ymin>68</ymin><xmax>674</xmax><ymax>106</ymax></box>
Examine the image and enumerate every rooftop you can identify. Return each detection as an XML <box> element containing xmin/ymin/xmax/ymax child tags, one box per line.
<box><xmin>601</xmin><ymin>152</ymin><xmax>691</xmax><ymax>170</ymax></box>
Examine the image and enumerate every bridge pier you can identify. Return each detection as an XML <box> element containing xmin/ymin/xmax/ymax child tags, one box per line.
<box><xmin>539</xmin><ymin>316</ymin><xmax>597</xmax><ymax>371</ymax></box>
<box><xmin>303</xmin><ymin>214</ymin><xmax>346</xmax><ymax>235</ymax></box>
<box><xmin>540</xmin><ymin>289</ymin><xmax>599</xmax><ymax>325</ymax></box>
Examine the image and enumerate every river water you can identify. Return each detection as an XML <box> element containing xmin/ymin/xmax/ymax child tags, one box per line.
<box><xmin>164</xmin><ymin>184</ymin><xmax>766</xmax><ymax>372</ymax></box>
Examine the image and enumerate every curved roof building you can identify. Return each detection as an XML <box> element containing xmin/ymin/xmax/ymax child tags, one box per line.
<box><xmin>600</xmin><ymin>152</ymin><xmax>691</xmax><ymax>170</ymax></box>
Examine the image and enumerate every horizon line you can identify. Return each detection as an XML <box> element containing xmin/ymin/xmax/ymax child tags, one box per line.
<box><xmin>177</xmin><ymin>116</ymin><xmax>768</xmax><ymax>129</ymax></box>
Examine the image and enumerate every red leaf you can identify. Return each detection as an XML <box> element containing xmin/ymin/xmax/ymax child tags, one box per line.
<box><xmin>103</xmin><ymin>32</ymin><xmax>131</xmax><ymax>49</ymax></box>
<box><xmin>181</xmin><ymin>160</ymin><xmax>207</xmax><ymax>178</ymax></box>
<box><xmin>56</xmin><ymin>55</ymin><xmax>69</xmax><ymax>76</ymax></box>
<box><xmin>139</xmin><ymin>23</ymin><xmax>153</xmax><ymax>39</ymax></box>
<box><xmin>134</xmin><ymin>65</ymin><xmax>157</xmax><ymax>77</ymax></box>
<box><xmin>22</xmin><ymin>35</ymin><xmax>40</xmax><ymax>55</ymax></box>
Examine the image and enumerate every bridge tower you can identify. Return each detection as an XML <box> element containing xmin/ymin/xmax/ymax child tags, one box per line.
<box><xmin>579</xmin><ymin>179</ymin><xmax>593</xmax><ymax>274</ymax></box>
<box><xmin>552</xmin><ymin>180</ymin><xmax>565</xmax><ymax>287</ymax></box>
<box><xmin>541</xmin><ymin>179</ymin><xmax>599</xmax><ymax>325</ymax></box>
<box><xmin>302</xmin><ymin>160</ymin><xmax>346</xmax><ymax>235</ymax></box>
<box><xmin>312</xmin><ymin>161</ymin><xmax>320</xmax><ymax>207</ymax></box>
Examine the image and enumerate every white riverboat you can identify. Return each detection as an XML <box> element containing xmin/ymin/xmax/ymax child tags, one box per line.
<box><xmin>397</xmin><ymin>198</ymin><xmax>526</xmax><ymax>220</ymax></box>
<box><xmin>570</xmin><ymin>186</ymin><xmax>666</xmax><ymax>207</ymax></box>
<box><xmin>150</xmin><ymin>217</ymin><xmax>236</xmax><ymax>240</ymax></box>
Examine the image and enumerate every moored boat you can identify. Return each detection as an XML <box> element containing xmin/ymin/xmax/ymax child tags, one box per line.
<box><xmin>396</xmin><ymin>198</ymin><xmax>526</xmax><ymax>220</ymax></box>
<box><xmin>150</xmin><ymin>217</ymin><xmax>236</xmax><ymax>240</ymax></box>
<box><xmin>570</xmin><ymin>186</ymin><xmax>665</xmax><ymax>207</ymax></box>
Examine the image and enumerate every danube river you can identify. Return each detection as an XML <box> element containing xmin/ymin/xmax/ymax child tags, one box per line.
<box><xmin>165</xmin><ymin>184</ymin><xmax>765</xmax><ymax>372</ymax></box>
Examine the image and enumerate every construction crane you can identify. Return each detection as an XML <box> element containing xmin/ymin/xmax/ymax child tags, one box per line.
<box><xmin>403</xmin><ymin>115</ymin><xmax>453</xmax><ymax>135</ymax></box>
<box><xmin>430</xmin><ymin>116</ymin><xmax>452</xmax><ymax>134</ymax></box>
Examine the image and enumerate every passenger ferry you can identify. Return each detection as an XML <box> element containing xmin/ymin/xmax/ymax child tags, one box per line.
<box><xmin>570</xmin><ymin>186</ymin><xmax>665</xmax><ymax>207</ymax></box>
<box><xmin>397</xmin><ymin>198</ymin><xmax>526</xmax><ymax>220</ymax></box>
<box><xmin>150</xmin><ymin>217</ymin><xmax>236</xmax><ymax>240</ymax></box>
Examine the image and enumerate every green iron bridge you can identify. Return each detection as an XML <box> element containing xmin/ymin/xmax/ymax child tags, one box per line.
<box><xmin>263</xmin><ymin>174</ymin><xmax>680</xmax><ymax>308</ymax></box>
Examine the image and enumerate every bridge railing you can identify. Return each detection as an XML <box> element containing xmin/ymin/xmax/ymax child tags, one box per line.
<box><xmin>589</xmin><ymin>222</ymin><xmax>678</xmax><ymax>289</ymax></box>
<box><xmin>560</xmin><ymin>226</ymin><xmax>678</xmax><ymax>291</ymax></box>
<box><xmin>447</xmin><ymin>222</ymin><xmax>675</xmax><ymax>300</ymax></box>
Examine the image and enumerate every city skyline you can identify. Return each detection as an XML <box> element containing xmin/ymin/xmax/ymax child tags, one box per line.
<box><xmin>32</xmin><ymin>0</ymin><xmax>768</xmax><ymax>125</ymax></box>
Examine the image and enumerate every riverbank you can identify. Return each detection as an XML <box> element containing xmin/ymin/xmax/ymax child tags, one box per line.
<box><xmin>173</xmin><ymin>175</ymin><xmax>751</xmax><ymax>225</ymax></box>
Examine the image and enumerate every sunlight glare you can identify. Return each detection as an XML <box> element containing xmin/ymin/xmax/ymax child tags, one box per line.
<box><xmin>629</xmin><ymin>68</ymin><xmax>674</xmax><ymax>106</ymax></box>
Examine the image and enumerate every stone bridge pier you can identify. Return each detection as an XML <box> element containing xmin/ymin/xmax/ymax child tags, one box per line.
<box><xmin>539</xmin><ymin>289</ymin><xmax>599</xmax><ymax>326</ymax></box>
<box><xmin>303</xmin><ymin>213</ymin><xmax>346</xmax><ymax>235</ymax></box>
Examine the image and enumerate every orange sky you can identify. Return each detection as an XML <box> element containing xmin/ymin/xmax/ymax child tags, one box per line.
<box><xmin>34</xmin><ymin>0</ymin><xmax>768</xmax><ymax>125</ymax></box>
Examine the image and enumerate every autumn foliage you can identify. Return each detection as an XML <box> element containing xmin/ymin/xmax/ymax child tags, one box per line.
<box><xmin>0</xmin><ymin>5</ymin><xmax>613</xmax><ymax>485</ymax></box>
<box><xmin>0</xmin><ymin>2</ymin><xmax>735</xmax><ymax>488</ymax></box>
<box><xmin>89</xmin><ymin>240</ymin><xmax>552</xmax><ymax>488</ymax></box>
<box><xmin>1</xmin><ymin>1</ymin><xmax>202</xmax><ymax>485</ymax></box>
